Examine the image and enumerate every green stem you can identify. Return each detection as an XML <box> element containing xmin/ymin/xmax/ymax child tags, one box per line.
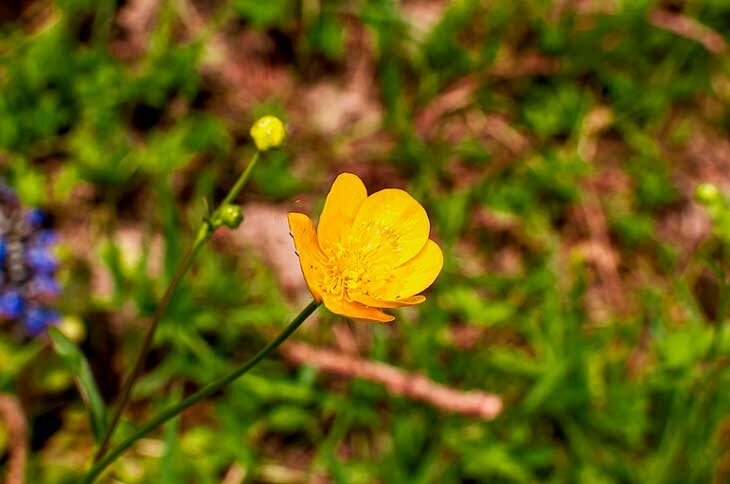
<box><xmin>221</xmin><ymin>152</ymin><xmax>259</xmax><ymax>207</ymax></box>
<box><xmin>83</xmin><ymin>300</ymin><xmax>321</xmax><ymax>484</ymax></box>
<box><xmin>94</xmin><ymin>151</ymin><xmax>261</xmax><ymax>461</ymax></box>
<box><xmin>198</xmin><ymin>0</ymin><xmax>238</xmax><ymax>43</ymax></box>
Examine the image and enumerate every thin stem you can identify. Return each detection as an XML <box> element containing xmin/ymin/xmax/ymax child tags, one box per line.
<box><xmin>221</xmin><ymin>152</ymin><xmax>259</xmax><ymax>207</ymax></box>
<box><xmin>199</xmin><ymin>0</ymin><xmax>238</xmax><ymax>43</ymax></box>
<box><xmin>83</xmin><ymin>300</ymin><xmax>321</xmax><ymax>484</ymax></box>
<box><xmin>706</xmin><ymin>241</ymin><xmax>730</xmax><ymax>361</ymax></box>
<box><xmin>95</xmin><ymin>152</ymin><xmax>261</xmax><ymax>461</ymax></box>
<box><xmin>94</xmin><ymin>227</ymin><xmax>208</xmax><ymax>460</ymax></box>
<box><xmin>713</xmin><ymin>242</ymin><xmax>730</xmax><ymax>357</ymax></box>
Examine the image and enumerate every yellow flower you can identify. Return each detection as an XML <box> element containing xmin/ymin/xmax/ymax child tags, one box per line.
<box><xmin>288</xmin><ymin>173</ymin><xmax>443</xmax><ymax>322</ymax></box>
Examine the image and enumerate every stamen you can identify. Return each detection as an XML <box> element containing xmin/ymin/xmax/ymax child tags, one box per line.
<box><xmin>319</xmin><ymin>223</ymin><xmax>399</xmax><ymax>301</ymax></box>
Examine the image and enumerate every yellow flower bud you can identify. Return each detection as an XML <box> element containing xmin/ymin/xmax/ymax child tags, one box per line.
<box><xmin>250</xmin><ymin>115</ymin><xmax>286</xmax><ymax>151</ymax></box>
<box><xmin>696</xmin><ymin>183</ymin><xmax>720</xmax><ymax>205</ymax></box>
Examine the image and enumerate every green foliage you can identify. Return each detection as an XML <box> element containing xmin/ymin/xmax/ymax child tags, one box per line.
<box><xmin>698</xmin><ymin>184</ymin><xmax>730</xmax><ymax>242</ymax></box>
<box><xmin>307</xmin><ymin>14</ymin><xmax>345</xmax><ymax>60</ymax></box>
<box><xmin>234</xmin><ymin>0</ymin><xmax>296</xmax><ymax>28</ymax></box>
<box><xmin>48</xmin><ymin>327</ymin><xmax>108</xmax><ymax>442</ymax></box>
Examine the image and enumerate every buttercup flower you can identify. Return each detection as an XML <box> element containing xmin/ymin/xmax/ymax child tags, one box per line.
<box><xmin>288</xmin><ymin>173</ymin><xmax>443</xmax><ymax>322</ymax></box>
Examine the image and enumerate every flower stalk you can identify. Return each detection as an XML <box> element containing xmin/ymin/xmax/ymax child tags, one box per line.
<box><xmin>94</xmin><ymin>149</ymin><xmax>263</xmax><ymax>461</ymax></box>
<box><xmin>82</xmin><ymin>300</ymin><xmax>321</xmax><ymax>484</ymax></box>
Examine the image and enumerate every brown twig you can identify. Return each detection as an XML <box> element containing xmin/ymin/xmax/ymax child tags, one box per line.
<box><xmin>649</xmin><ymin>8</ymin><xmax>726</xmax><ymax>54</ymax></box>
<box><xmin>221</xmin><ymin>463</ymin><xmax>247</xmax><ymax>484</ymax></box>
<box><xmin>481</xmin><ymin>114</ymin><xmax>531</xmax><ymax>155</ymax></box>
<box><xmin>414</xmin><ymin>75</ymin><xmax>479</xmax><ymax>138</ymax></box>
<box><xmin>574</xmin><ymin>106</ymin><xmax>626</xmax><ymax>314</ymax></box>
<box><xmin>0</xmin><ymin>394</ymin><xmax>27</xmax><ymax>484</ymax></box>
<box><xmin>414</xmin><ymin>73</ymin><xmax>531</xmax><ymax>155</ymax></box>
<box><xmin>280</xmin><ymin>342</ymin><xmax>503</xmax><ymax>420</ymax></box>
<box><xmin>579</xmin><ymin>186</ymin><xmax>626</xmax><ymax>312</ymax></box>
<box><xmin>489</xmin><ymin>51</ymin><xmax>561</xmax><ymax>79</ymax></box>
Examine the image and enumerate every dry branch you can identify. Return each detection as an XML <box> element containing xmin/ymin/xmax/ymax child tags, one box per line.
<box><xmin>649</xmin><ymin>9</ymin><xmax>726</xmax><ymax>54</ymax></box>
<box><xmin>0</xmin><ymin>394</ymin><xmax>27</xmax><ymax>484</ymax></box>
<box><xmin>281</xmin><ymin>342</ymin><xmax>503</xmax><ymax>420</ymax></box>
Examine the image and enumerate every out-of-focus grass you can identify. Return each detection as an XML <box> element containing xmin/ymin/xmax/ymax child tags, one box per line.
<box><xmin>3</xmin><ymin>0</ymin><xmax>730</xmax><ymax>482</ymax></box>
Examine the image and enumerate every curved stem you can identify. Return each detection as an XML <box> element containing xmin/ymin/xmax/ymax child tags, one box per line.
<box><xmin>83</xmin><ymin>300</ymin><xmax>321</xmax><ymax>484</ymax></box>
<box><xmin>221</xmin><ymin>152</ymin><xmax>259</xmax><ymax>208</ymax></box>
<box><xmin>95</xmin><ymin>151</ymin><xmax>261</xmax><ymax>461</ymax></box>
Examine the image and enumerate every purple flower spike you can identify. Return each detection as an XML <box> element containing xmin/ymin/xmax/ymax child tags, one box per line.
<box><xmin>1</xmin><ymin>179</ymin><xmax>61</xmax><ymax>336</ymax></box>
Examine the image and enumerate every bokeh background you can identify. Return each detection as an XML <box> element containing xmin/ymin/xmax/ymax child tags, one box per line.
<box><xmin>3</xmin><ymin>0</ymin><xmax>730</xmax><ymax>482</ymax></box>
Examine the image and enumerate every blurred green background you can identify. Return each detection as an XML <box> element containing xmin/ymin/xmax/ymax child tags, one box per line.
<box><xmin>3</xmin><ymin>0</ymin><xmax>730</xmax><ymax>482</ymax></box>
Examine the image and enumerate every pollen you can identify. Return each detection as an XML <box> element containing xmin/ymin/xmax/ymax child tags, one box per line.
<box><xmin>320</xmin><ymin>233</ymin><xmax>387</xmax><ymax>300</ymax></box>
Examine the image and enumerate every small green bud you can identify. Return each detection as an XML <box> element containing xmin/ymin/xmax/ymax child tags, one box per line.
<box><xmin>250</xmin><ymin>115</ymin><xmax>286</xmax><ymax>151</ymax></box>
<box><xmin>696</xmin><ymin>183</ymin><xmax>720</xmax><ymax>205</ymax></box>
<box><xmin>213</xmin><ymin>204</ymin><xmax>244</xmax><ymax>229</ymax></box>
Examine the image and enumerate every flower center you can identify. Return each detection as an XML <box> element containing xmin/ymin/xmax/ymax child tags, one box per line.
<box><xmin>320</xmin><ymin>224</ymin><xmax>398</xmax><ymax>300</ymax></box>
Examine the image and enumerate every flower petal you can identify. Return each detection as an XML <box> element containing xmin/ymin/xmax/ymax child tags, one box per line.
<box><xmin>322</xmin><ymin>294</ymin><xmax>395</xmax><ymax>322</ymax></box>
<box><xmin>377</xmin><ymin>240</ymin><xmax>443</xmax><ymax>300</ymax></box>
<box><xmin>352</xmin><ymin>188</ymin><xmax>430</xmax><ymax>267</ymax></box>
<box><xmin>288</xmin><ymin>213</ymin><xmax>326</xmax><ymax>301</ymax></box>
<box><xmin>317</xmin><ymin>173</ymin><xmax>368</xmax><ymax>253</ymax></box>
<box><xmin>350</xmin><ymin>293</ymin><xmax>426</xmax><ymax>309</ymax></box>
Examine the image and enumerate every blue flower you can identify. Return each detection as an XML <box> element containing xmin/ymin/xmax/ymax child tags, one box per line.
<box><xmin>0</xmin><ymin>290</ymin><xmax>24</xmax><ymax>319</ymax></box>
<box><xmin>0</xmin><ymin>185</ymin><xmax>16</xmax><ymax>203</ymax></box>
<box><xmin>34</xmin><ymin>230</ymin><xmax>57</xmax><ymax>247</ymax></box>
<box><xmin>30</xmin><ymin>275</ymin><xmax>61</xmax><ymax>299</ymax></box>
<box><xmin>26</xmin><ymin>246</ymin><xmax>58</xmax><ymax>274</ymax></box>
<box><xmin>24</xmin><ymin>307</ymin><xmax>59</xmax><ymax>335</ymax></box>
<box><xmin>26</xmin><ymin>209</ymin><xmax>45</xmax><ymax>227</ymax></box>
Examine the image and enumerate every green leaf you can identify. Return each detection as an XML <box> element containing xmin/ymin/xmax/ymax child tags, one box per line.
<box><xmin>233</xmin><ymin>0</ymin><xmax>295</xmax><ymax>27</ymax></box>
<box><xmin>464</xmin><ymin>444</ymin><xmax>531</xmax><ymax>483</ymax></box>
<box><xmin>48</xmin><ymin>327</ymin><xmax>108</xmax><ymax>442</ymax></box>
<box><xmin>0</xmin><ymin>339</ymin><xmax>45</xmax><ymax>389</ymax></box>
<box><xmin>307</xmin><ymin>14</ymin><xmax>344</xmax><ymax>60</ymax></box>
